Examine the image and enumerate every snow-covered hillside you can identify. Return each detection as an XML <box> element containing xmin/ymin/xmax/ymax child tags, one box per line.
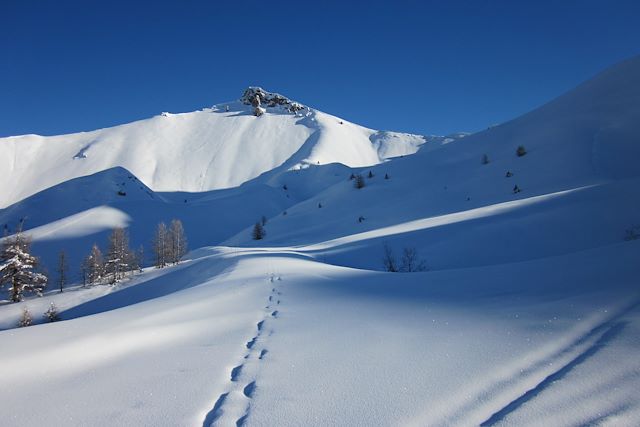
<box><xmin>0</xmin><ymin>88</ymin><xmax>433</xmax><ymax>209</ymax></box>
<box><xmin>1</xmin><ymin>57</ymin><xmax>640</xmax><ymax>426</ymax></box>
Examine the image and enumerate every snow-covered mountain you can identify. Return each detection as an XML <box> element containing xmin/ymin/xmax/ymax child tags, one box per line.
<box><xmin>0</xmin><ymin>87</ymin><xmax>438</xmax><ymax>209</ymax></box>
<box><xmin>1</xmin><ymin>57</ymin><xmax>640</xmax><ymax>426</ymax></box>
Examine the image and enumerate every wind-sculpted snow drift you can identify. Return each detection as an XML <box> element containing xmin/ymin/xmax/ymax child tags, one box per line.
<box><xmin>1</xmin><ymin>57</ymin><xmax>640</xmax><ymax>426</ymax></box>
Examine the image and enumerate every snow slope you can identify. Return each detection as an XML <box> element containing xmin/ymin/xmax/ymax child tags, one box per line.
<box><xmin>1</xmin><ymin>243</ymin><xmax>638</xmax><ymax>426</ymax></box>
<box><xmin>1</xmin><ymin>57</ymin><xmax>640</xmax><ymax>426</ymax></box>
<box><xmin>225</xmin><ymin>56</ymin><xmax>640</xmax><ymax>269</ymax></box>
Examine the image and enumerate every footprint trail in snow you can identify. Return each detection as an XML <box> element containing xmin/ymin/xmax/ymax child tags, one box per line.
<box><xmin>202</xmin><ymin>275</ymin><xmax>283</xmax><ymax>427</ymax></box>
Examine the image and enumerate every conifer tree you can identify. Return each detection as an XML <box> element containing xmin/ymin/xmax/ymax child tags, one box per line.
<box><xmin>43</xmin><ymin>302</ymin><xmax>60</xmax><ymax>322</ymax></box>
<box><xmin>0</xmin><ymin>229</ymin><xmax>47</xmax><ymax>302</ymax></box>
<box><xmin>252</xmin><ymin>222</ymin><xmax>266</xmax><ymax>240</ymax></box>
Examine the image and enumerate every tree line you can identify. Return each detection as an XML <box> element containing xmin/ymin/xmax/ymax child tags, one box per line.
<box><xmin>0</xmin><ymin>219</ymin><xmax>187</xmax><ymax>302</ymax></box>
<box><xmin>81</xmin><ymin>219</ymin><xmax>187</xmax><ymax>286</ymax></box>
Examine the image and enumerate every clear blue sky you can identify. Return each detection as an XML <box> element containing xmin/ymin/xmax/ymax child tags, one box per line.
<box><xmin>2</xmin><ymin>0</ymin><xmax>639</xmax><ymax>137</ymax></box>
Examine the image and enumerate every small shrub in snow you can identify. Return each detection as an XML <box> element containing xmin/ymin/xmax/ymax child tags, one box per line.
<box><xmin>18</xmin><ymin>307</ymin><xmax>32</xmax><ymax>327</ymax></box>
<box><xmin>384</xmin><ymin>173</ymin><xmax>390</xmax><ymax>180</ymax></box>
<box><xmin>513</xmin><ymin>185</ymin><xmax>521</xmax><ymax>194</ymax></box>
<box><xmin>482</xmin><ymin>154</ymin><xmax>490</xmax><ymax>164</ymax></box>
<box><xmin>400</xmin><ymin>248</ymin><xmax>427</xmax><ymax>272</ymax></box>
<box><xmin>358</xmin><ymin>216</ymin><xmax>365</xmax><ymax>223</ymax></box>
<box><xmin>43</xmin><ymin>302</ymin><xmax>60</xmax><ymax>322</ymax></box>
<box><xmin>382</xmin><ymin>243</ymin><xmax>398</xmax><ymax>272</ymax></box>
<box><xmin>354</xmin><ymin>174</ymin><xmax>365</xmax><ymax>189</ymax></box>
<box><xmin>261</xmin><ymin>216</ymin><xmax>268</xmax><ymax>226</ymax></box>
<box><xmin>383</xmin><ymin>244</ymin><xmax>427</xmax><ymax>272</ymax></box>
<box><xmin>349</xmin><ymin>173</ymin><xmax>355</xmax><ymax>180</ymax></box>
<box><xmin>516</xmin><ymin>146</ymin><xmax>527</xmax><ymax>157</ymax></box>
<box><xmin>505</xmin><ymin>171</ymin><xmax>513</xmax><ymax>178</ymax></box>
<box><xmin>368</xmin><ymin>171</ymin><xmax>374</xmax><ymax>179</ymax></box>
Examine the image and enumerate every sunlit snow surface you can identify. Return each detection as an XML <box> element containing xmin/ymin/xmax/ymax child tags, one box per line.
<box><xmin>1</xmin><ymin>57</ymin><xmax>640</xmax><ymax>426</ymax></box>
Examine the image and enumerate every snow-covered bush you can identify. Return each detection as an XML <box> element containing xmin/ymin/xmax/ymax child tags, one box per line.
<box><xmin>43</xmin><ymin>302</ymin><xmax>60</xmax><ymax>322</ymax></box>
<box><xmin>354</xmin><ymin>174</ymin><xmax>365</xmax><ymax>189</ymax></box>
<box><xmin>482</xmin><ymin>154</ymin><xmax>490</xmax><ymax>164</ymax></box>
<box><xmin>516</xmin><ymin>145</ymin><xmax>527</xmax><ymax>157</ymax></box>
<box><xmin>18</xmin><ymin>307</ymin><xmax>32</xmax><ymax>327</ymax></box>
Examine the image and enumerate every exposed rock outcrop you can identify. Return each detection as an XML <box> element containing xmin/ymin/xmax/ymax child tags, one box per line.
<box><xmin>241</xmin><ymin>87</ymin><xmax>305</xmax><ymax>115</ymax></box>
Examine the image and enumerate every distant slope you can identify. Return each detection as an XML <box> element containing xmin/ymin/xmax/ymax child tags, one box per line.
<box><xmin>0</xmin><ymin>89</ymin><xmax>431</xmax><ymax>208</ymax></box>
<box><xmin>225</xmin><ymin>56</ymin><xmax>640</xmax><ymax>269</ymax></box>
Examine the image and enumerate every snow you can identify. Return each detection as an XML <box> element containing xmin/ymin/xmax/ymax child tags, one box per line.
<box><xmin>25</xmin><ymin>206</ymin><xmax>131</xmax><ymax>241</ymax></box>
<box><xmin>0</xmin><ymin>92</ymin><xmax>427</xmax><ymax>209</ymax></box>
<box><xmin>1</xmin><ymin>56</ymin><xmax>640</xmax><ymax>426</ymax></box>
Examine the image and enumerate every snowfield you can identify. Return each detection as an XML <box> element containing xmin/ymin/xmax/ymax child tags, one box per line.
<box><xmin>1</xmin><ymin>57</ymin><xmax>640</xmax><ymax>426</ymax></box>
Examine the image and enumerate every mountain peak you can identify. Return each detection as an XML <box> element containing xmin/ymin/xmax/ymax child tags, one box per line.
<box><xmin>240</xmin><ymin>87</ymin><xmax>305</xmax><ymax>114</ymax></box>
